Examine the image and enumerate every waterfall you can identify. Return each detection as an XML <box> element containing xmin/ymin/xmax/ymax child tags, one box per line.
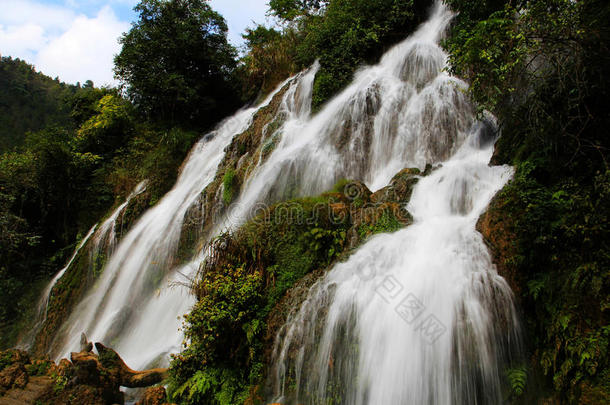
<box><xmin>88</xmin><ymin>180</ymin><xmax>149</xmax><ymax>267</ymax></box>
<box><xmin>260</xmin><ymin>4</ymin><xmax>522</xmax><ymax>403</ymax></box>
<box><xmin>46</xmin><ymin>3</ymin><xmax>521</xmax><ymax>398</ymax></box>
<box><xmin>266</xmin><ymin>134</ymin><xmax>520</xmax><ymax>404</ymax></box>
<box><xmin>218</xmin><ymin>3</ymin><xmax>471</xmax><ymax>230</ymax></box>
<box><xmin>17</xmin><ymin>225</ymin><xmax>98</xmax><ymax>351</ymax></box>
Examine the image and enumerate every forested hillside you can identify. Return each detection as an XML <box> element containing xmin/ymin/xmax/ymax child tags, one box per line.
<box><xmin>1</xmin><ymin>0</ymin><xmax>608</xmax><ymax>404</ymax></box>
<box><xmin>0</xmin><ymin>58</ymin><xmax>77</xmax><ymax>152</ymax></box>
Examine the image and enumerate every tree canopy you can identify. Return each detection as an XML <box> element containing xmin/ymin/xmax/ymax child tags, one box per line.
<box><xmin>114</xmin><ymin>0</ymin><xmax>240</xmax><ymax>128</ymax></box>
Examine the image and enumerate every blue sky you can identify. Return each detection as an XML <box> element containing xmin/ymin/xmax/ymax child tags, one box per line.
<box><xmin>0</xmin><ymin>0</ymin><xmax>271</xmax><ymax>86</ymax></box>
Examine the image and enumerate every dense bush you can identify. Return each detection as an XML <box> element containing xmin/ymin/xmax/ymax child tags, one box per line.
<box><xmin>0</xmin><ymin>57</ymin><xmax>78</xmax><ymax>152</ymax></box>
<box><xmin>242</xmin><ymin>0</ymin><xmax>432</xmax><ymax>108</ymax></box>
<box><xmin>0</xmin><ymin>70</ymin><xmax>202</xmax><ymax>348</ymax></box>
<box><xmin>168</xmin><ymin>193</ymin><xmax>351</xmax><ymax>404</ymax></box>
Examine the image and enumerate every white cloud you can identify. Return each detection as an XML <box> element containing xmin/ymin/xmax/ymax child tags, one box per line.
<box><xmin>0</xmin><ymin>23</ymin><xmax>47</xmax><ymax>61</ymax></box>
<box><xmin>0</xmin><ymin>1</ymin><xmax>129</xmax><ymax>85</ymax></box>
<box><xmin>209</xmin><ymin>0</ymin><xmax>272</xmax><ymax>45</ymax></box>
<box><xmin>35</xmin><ymin>6</ymin><xmax>129</xmax><ymax>86</ymax></box>
<box><xmin>0</xmin><ymin>0</ymin><xmax>272</xmax><ymax>85</ymax></box>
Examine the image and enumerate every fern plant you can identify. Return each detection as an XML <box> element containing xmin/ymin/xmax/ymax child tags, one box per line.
<box><xmin>506</xmin><ymin>365</ymin><xmax>527</xmax><ymax>398</ymax></box>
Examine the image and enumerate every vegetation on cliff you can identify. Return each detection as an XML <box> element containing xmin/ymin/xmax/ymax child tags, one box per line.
<box><xmin>0</xmin><ymin>0</ymin><xmax>237</xmax><ymax>346</ymax></box>
<box><xmin>446</xmin><ymin>0</ymin><xmax>610</xmax><ymax>402</ymax></box>
<box><xmin>242</xmin><ymin>0</ymin><xmax>433</xmax><ymax>107</ymax></box>
<box><xmin>168</xmin><ymin>172</ymin><xmax>418</xmax><ymax>404</ymax></box>
<box><xmin>114</xmin><ymin>0</ymin><xmax>241</xmax><ymax>128</ymax></box>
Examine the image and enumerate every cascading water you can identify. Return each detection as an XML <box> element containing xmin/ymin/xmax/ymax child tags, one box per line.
<box><xmin>219</xmin><ymin>3</ymin><xmax>472</xmax><ymax>230</ymax></box>
<box><xmin>88</xmin><ymin>180</ymin><xmax>149</xmax><ymax>264</ymax></box>
<box><xmin>45</xmin><ymin>3</ymin><xmax>522</xmax><ymax>398</ymax></box>
<box><xmin>18</xmin><ymin>225</ymin><xmax>98</xmax><ymax>350</ymax></box>
<box><xmin>49</xmin><ymin>74</ymin><xmax>311</xmax><ymax>368</ymax></box>
<box><xmin>266</xmin><ymin>135</ymin><xmax>521</xmax><ymax>404</ymax></box>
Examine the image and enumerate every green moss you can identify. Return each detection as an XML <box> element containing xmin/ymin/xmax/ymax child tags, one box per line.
<box><xmin>169</xmin><ymin>172</ymin><xmax>421</xmax><ymax>404</ymax></box>
<box><xmin>26</xmin><ymin>360</ymin><xmax>51</xmax><ymax>376</ymax></box>
<box><xmin>0</xmin><ymin>351</ymin><xmax>12</xmax><ymax>370</ymax></box>
<box><xmin>98</xmin><ymin>348</ymin><xmax>120</xmax><ymax>370</ymax></box>
<box><xmin>222</xmin><ymin>168</ymin><xmax>237</xmax><ymax>206</ymax></box>
<box><xmin>358</xmin><ymin>208</ymin><xmax>404</xmax><ymax>239</ymax></box>
<box><xmin>168</xmin><ymin>191</ymin><xmax>352</xmax><ymax>404</ymax></box>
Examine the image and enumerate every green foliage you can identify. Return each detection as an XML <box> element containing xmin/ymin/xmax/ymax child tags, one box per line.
<box><xmin>240</xmin><ymin>26</ymin><xmax>300</xmax><ymax>99</ymax></box>
<box><xmin>506</xmin><ymin>365</ymin><xmax>527</xmax><ymax>398</ymax></box>
<box><xmin>114</xmin><ymin>0</ymin><xmax>240</xmax><ymax>128</ymax></box>
<box><xmin>497</xmin><ymin>166</ymin><xmax>610</xmax><ymax>400</ymax></box>
<box><xmin>168</xmin><ymin>263</ymin><xmax>264</xmax><ymax>404</ymax></box>
<box><xmin>169</xmin><ymin>193</ymin><xmax>352</xmax><ymax>404</ymax></box>
<box><xmin>0</xmin><ymin>62</ymin><xmax>203</xmax><ymax>346</ymax></box>
<box><xmin>0</xmin><ymin>351</ymin><xmax>12</xmax><ymax>371</ymax></box>
<box><xmin>301</xmin><ymin>0</ymin><xmax>427</xmax><ymax>108</ymax></box>
<box><xmin>357</xmin><ymin>208</ymin><xmax>403</xmax><ymax>239</ymax></box>
<box><xmin>222</xmin><ymin>168</ymin><xmax>237</xmax><ymax>206</ymax></box>
<box><xmin>26</xmin><ymin>360</ymin><xmax>51</xmax><ymax>377</ymax></box>
<box><xmin>251</xmin><ymin>0</ymin><xmax>430</xmax><ymax>107</ymax></box>
<box><xmin>74</xmin><ymin>94</ymin><xmax>133</xmax><ymax>158</ymax></box>
<box><xmin>171</xmin><ymin>368</ymin><xmax>248</xmax><ymax>405</ymax></box>
<box><xmin>304</xmin><ymin>227</ymin><xmax>346</xmax><ymax>259</ymax></box>
<box><xmin>269</xmin><ymin>0</ymin><xmax>328</xmax><ymax>20</ymax></box>
<box><xmin>51</xmin><ymin>371</ymin><xmax>68</xmax><ymax>394</ymax></box>
<box><xmin>446</xmin><ymin>7</ymin><xmax>528</xmax><ymax>113</ymax></box>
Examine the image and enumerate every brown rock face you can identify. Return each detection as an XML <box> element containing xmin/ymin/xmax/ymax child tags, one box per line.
<box><xmin>2</xmin><ymin>342</ymin><xmax>166</xmax><ymax>404</ymax></box>
<box><xmin>476</xmin><ymin>193</ymin><xmax>521</xmax><ymax>296</ymax></box>
<box><xmin>0</xmin><ymin>363</ymin><xmax>29</xmax><ymax>390</ymax></box>
<box><xmin>0</xmin><ymin>349</ymin><xmax>53</xmax><ymax>403</ymax></box>
<box><xmin>70</xmin><ymin>350</ymin><xmax>124</xmax><ymax>404</ymax></box>
<box><xmin>136</xmin><ymin>386</ymin><xmax>168</xmax><ymax>405</ymax></box>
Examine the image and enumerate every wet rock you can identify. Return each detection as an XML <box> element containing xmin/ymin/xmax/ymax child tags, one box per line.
<box><xmin>371</xmin><ymin>167</ymin><xmax>422</xmax><ymax>204</ymax></box>
<box><xmin>0</xmin><ymin>349</ymin><xmax>30</xmax><ymax>368</ymax></box>
<box><xmin>95</xmin><ymin>343</ymin><xmax>168</xmax><ymax>388</ymax></box>
<box><xmin>136</xmin><ymin>386</ymin><xmax>169</xmax><ymax>405</ymax></box>
<box><xmin>0</xmin><ymin>375</ymin><xmax>53</xmax><ymax>403</ymax></box>
<box><xmin>476</xmin><ymin>193</ymin><xmax>521</xmax><ymax>297</ymax></box>
<box><xmin>80</xmin><ymin>332</ymin><xmax>93</xmax><ymax>352</ymax></box>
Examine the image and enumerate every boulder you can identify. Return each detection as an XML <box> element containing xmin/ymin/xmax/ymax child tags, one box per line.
<box><xmin>80</xmin><ymin>332</ymin><xmax>94</xmax><ymax>352</ymax></box>
<box><xmin>371</xmin><ymin>167</ymin><xmax>422</xmax><ymax>204</ymax></box>
<box><xmin>136</xmin><ymin>386</ymin><xmax>169</xmax><ymax>405</ymax></box>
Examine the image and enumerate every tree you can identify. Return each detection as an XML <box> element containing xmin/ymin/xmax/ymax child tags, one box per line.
<box><xmin>114</xmin><ymin>0</ymin><xmax>240</xmax><ymax>128</ymax></box>
<box><xmin>268</xmin><ymin>0</ymin><xmax>328</xmax><ymax>20</ymax></box>
<box><xmin>240</xmin><ymin>26</ymin><xmax>300</xmax><ymax>98</ymax></box>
